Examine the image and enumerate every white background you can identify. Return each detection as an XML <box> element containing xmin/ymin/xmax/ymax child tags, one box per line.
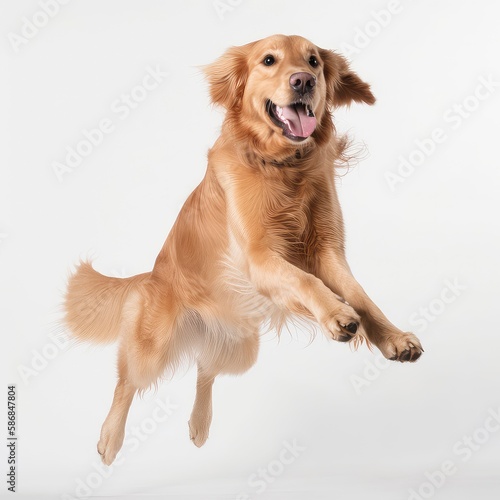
<box><xmin>2</xmin><ymin>1</ymin><xmax>500</xmax><ymax>499</ymax></box>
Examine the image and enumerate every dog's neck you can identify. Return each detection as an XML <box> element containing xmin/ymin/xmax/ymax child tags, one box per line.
<box><xmin>259</xmin><ymin>145</ymin><xmax>316</xmax><ymax>169</ymax></box>
<box><xmin>264</xmin><ymin>149</ymin><xmax>302</xmax><ymax>167</ymax></box>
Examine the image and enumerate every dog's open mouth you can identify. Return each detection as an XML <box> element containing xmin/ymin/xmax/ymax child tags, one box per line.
<box><xmin>266</xmin><ymin>100</ymin><xmax>316</xmax><ymax>141</ymax></box>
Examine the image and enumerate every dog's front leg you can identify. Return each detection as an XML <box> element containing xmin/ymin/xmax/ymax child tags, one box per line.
<box><xmin>247</xmin><ymin>251</ymin><xmax>361</xmax><ymax>342</ymax></box>
<box><xmin>317</xmin><ymin>252</ymin><xmax>423</xmax><ymax>362</ymax></box>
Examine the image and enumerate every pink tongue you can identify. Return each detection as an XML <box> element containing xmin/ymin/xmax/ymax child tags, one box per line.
<box><xmin>281</xmin><ymin>104</ymin><xmax>316</xmax><ymax>137</ymax></box>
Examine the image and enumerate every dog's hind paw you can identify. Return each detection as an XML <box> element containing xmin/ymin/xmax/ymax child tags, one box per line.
<box><xmin>188</xmin><ymin>417</ymin><xmax>210</xmax><ymax>448</ymax></box>
<box><xmin>97</xmin><ymin>430</ymin><xmax>124</xmax><ymax>466</ymax></box>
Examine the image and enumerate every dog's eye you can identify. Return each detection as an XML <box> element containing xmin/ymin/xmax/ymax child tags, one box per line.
<box><xmin>309</xmin><ymin>55</ymin><xmax>319</xmax><ymax>68</ymax></box>
<box><xmin>263</xmin><ymin>55</ymin><xmax>275</xmax><ymax>66</ymax></box>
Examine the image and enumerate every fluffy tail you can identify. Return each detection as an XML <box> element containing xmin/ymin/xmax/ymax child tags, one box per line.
<box><xmin>64</xmin><ymin>261</ymin><xmax>149</xmax><ymax>344</ymax></box>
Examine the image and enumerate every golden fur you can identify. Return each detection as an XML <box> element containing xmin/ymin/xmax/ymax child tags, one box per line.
<box><xmin>65</xmin><ymin>35</ymin><xmax>423</xmax><ymax>465</ymax></box>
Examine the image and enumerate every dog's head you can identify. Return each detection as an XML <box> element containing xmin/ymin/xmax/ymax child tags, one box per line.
<box><xmin>205</xmin><ymin>34</ymin><xmax>375</xmax><ymax>160</ymax></box>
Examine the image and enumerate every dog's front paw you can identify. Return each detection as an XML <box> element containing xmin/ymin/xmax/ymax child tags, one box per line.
<box><xmin>321</xmin><ymin>304</ymin><xmax>361</xmax><ymax>343</ymax></box>
<box><xmin>382</xmin><ymin>332</ymin><xmax>423</xmax><ymax>362</ymax></box>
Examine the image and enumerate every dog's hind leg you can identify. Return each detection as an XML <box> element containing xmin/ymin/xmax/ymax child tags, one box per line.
<box><xmin>188</xmin><ymin>326</ymin><xmax>260</xmax><ymax>447</ymax></box>
<box><xmin>97</xmin><ymin>281</ymin><xmax>179</xmax><ymax>465</ymax></box>
<box><xmin>188</xmin><ymin>365</ymin><xmax>215</xmax><ymax>448</ymax></box>
<box><xmin>97</xmin><ymin>353</ymin><xmax>136</xmax><ymax>465</ymax></box>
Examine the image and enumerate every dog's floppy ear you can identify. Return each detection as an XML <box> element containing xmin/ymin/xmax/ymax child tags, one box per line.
<box><xmin>204</xmin><ymin>43</ymin><xmax>254</xmax><ymax>110</ymax></box>
<box><xmin>319</xmin><ymin>49</ymin><xmax>376</xmax><ymax>108</ymax></box>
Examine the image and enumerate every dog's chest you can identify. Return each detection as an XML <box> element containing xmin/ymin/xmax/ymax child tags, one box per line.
<box><xmin>260</xmin><ymin>169</ymin><xmax>317</xmax><ymax>261</ymax></box>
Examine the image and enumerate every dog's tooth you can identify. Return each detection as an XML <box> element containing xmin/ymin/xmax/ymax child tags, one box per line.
<box><xmin>307</xmin><ymin>105</ymin><xmax>315</xmax><ymax>118</ymax></box>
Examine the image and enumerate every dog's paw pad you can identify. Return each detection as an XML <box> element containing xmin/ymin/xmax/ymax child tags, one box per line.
<box><xmin>343</xmin><ymin>322</ymin><xmax>358</xmax><ymax>334</ymax></box>
<box><xmin>386</xmin><ymin>334</ymin><xmax>423</xmax><ymax>362</ymax></box>
<box><xmin>322</xmin><ymin>304</ymin><xmax>360</xmax><ymax>342</ymax></box>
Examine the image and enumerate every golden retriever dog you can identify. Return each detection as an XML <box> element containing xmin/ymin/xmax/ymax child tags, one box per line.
<box><xmin>65</xmin><ymin>34</ymin><xmax>423</xmax><ymax>465</ymax></box>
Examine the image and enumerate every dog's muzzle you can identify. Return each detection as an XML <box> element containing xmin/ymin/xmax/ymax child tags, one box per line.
<box><xmin>266</xmin><ymin>100</ymin><xmax>317</xmax><ymax>141</ymax></box>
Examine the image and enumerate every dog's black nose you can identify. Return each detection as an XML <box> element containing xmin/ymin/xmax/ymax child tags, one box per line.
<box><xmin>289</xmin><ymin>72</ymin><xmax>316</xmax><ymax>95</ymax></box>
